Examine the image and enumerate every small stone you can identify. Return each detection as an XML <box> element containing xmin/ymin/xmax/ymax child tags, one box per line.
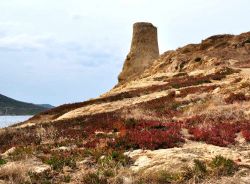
<box><xmin>63</xmin><ymin>166</ymin><xmax>73</xmax><ymax>173</ymax></box>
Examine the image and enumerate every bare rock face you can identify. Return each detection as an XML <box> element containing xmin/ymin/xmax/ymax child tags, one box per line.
<box><xmin>118</xmin><ymin>22</ymin><xmax>159</xmax><ymax>83</ymax></box>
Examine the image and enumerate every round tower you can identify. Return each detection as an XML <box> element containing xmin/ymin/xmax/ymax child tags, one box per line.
<box><xmin>118</xmin><ymin>22</ymin><xmax>160</xmax><ymax>83</ymax></box>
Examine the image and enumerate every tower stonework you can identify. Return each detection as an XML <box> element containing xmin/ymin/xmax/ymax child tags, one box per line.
<box><xmin>118</xmin><ymin>22</ymin><xmax>159</xmax><ymax>83</ymax></box>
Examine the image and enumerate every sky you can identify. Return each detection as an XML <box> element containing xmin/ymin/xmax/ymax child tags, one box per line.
<box><xmin>0</xmin><ymin>0</ymin><xmax>250</xmax><ymax>106</ymax></box>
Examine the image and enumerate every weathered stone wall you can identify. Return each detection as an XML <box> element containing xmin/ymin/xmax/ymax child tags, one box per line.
<box><xmin>118</xmin><ymin>22</ymin><xmax>159</xmax><ymax>83</ymax></box>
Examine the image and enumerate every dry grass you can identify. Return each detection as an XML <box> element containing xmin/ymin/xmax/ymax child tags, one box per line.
<box><xmin>184</xmin><ymin>92</ymin><xmax>248</xmax><ymax>122</ymax></box>
<box><xmin>120</xmin><ymin>108</ymin><xmax>160</xmax><ymax>122</ymax></box>
<box><xmin>0</xmin><ymin>163</ymin><xmax>30</xmax><ymax>184</ymax></box>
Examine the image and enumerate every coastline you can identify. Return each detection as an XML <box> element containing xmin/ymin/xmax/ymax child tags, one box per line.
<box><xmin>0</xmin><ymin>115</ymin><xmax>32</xmax><ymax>128</ymax></box>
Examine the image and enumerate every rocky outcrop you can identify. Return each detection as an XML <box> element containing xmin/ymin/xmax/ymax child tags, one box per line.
<box><xmin>118</xmin><ymin>22</ymin><xmax>159</xmax><ymax>83</ymax></box>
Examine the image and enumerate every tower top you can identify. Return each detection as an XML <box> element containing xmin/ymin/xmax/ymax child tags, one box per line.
<box><xmin>118</xmin><ymin>22</ymin><xmax>159</xmax><ymax>83</ymax></box>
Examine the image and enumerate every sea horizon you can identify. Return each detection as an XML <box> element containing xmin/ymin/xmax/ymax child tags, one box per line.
<box><xmin>0</xmin><ymin>115</ymin><xmax>32</xmax><ymax>128</ymax></box>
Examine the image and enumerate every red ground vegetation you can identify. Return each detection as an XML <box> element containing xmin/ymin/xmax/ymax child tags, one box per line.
<box><xmin>184</xmin><ymin>115</ymin><xmax>250</xmax><ymax>146</ymax></box>
<box><xmin>241</xmin><ymin>130</ymin><xmax>250</xmax><ymax>141</ymax></box>
<box><xmin>1</xmin><ymin>113</ymin><xmax>250</xmax><ymax>153</ymax></box>
<box><xmin>113</xmin><ymin>121</ymin><xmax>184</xmax><ymax>150</ymax></box>
<box><xmin>225</xmin><ymin>92</ymin><xmax>248</xmax><ymax>104</ymax></box>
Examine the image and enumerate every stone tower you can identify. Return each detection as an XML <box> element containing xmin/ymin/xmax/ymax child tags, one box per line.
<box><xmin>118</xmin><ymin>22</ymin><xmax>159</xmax><ymax>83</ymax></box>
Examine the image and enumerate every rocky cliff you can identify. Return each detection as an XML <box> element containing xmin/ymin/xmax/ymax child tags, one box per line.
<box><xmin>1</xmin><ymin>23</ymin><xmax>250</xmax><ymax>184</ymax></box>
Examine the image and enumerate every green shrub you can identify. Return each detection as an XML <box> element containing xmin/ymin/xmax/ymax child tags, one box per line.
<box><xmin>82</xmin><ymin>172</ymin><xmax>107</xmax><ymax>184</ymax></box>
<box><xmin>45</xmin><ymin>155</ymin><xmax>76</xmax><ymax>171</ymax></box>
<box><xmin>64</xmin><ymin>175</ymin><xmax>71</xmax><ymax>183</ymax></box>
<box><xmin>0</xmin><ymin>158</ymin><xmax>7</xmax><ymax>165</ymax></box>
<box><xmin>135</xmin><ymin>170</ymin><xmax>182</xmax><ymax>184</ymax></box>
<box><xmin>124</xmin><ymin>118</ymin><xmax>137</xmax><ymax>129</ymax></box>
<box><xmin>210</xmin><ymin>155</ymin><xmax>237</xmax><ymax>176</ymax></box>
<box><xmin>178</xmin><ymin>160</ymin><xmax>207</xmax><ymax>183</ymax></box>
<box><xmin>28</xmin><ymin>171</ymin><xmax>53</xmax><ymax>184</ymax></box>
<box><xmin>193</xmin><ymin>159</ymin><xmax>207</xmax><ymax>176</ymax></box>
<box><xmin>110</xmin><ymin>151</ymin><xmax>131</xmax><ymax>166</ymax></box>
<box><xmin>157</xmin><ymin>171</ymin><xmax>180</xmax><ymax>184</ymax></box>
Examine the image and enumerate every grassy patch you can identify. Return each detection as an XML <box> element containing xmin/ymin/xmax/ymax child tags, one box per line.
<box><xmin>124</xmin><ymin>118</ymin><xmax>137</xmax><ymax>129</ymax></box>
<box><xmin>82</xmin><ymin>172</ymin><xmax>107</xmax><ymax>184</ymax></box>
<box><xmin>136</xmin><ymin>156</ymin><xmax>238</xmax><ymax>183</ymax></box>
<box><xmin>9</xmin><ymin>146</ymin><xmax>33</xmax><ymax>161</ymax></box>
<box><xmin>210</xmin><ymin>155</ymin><xmax>237</xmax><ymax>176</ymax></box>
<box><xmin>0</xmin><ymin>158</ymin><xmax>7</xmax><ymax>166</ymax></box>
<box><xmin>45</xmin><ymin>155</ymin><xmax>76</xmax><ymax>171</ymax></box>
<box><xmin>28</xmin><ymin>170</ymin><xmax>53</xmax><ymax>184</ymax></box>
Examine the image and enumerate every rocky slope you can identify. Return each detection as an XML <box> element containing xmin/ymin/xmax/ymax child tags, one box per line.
<box><xmin>1</xmin><ymin>24</ymin><xmax>250</xmax><ymax>183</ymax></box>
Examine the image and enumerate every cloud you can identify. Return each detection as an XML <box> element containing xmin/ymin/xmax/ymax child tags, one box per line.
<box><xmin>0</xmin><ymin>32</ymin><xmax>122</xmax><ymax>72</ymax></box>
<box><xmin>70</xmin><ymin>13</ymin><xmax>85</xmax><ymax>20</ymax></box>
<box><xmin>0</xmin><ymin>34</ymin><xmax>51</xmax><ymax>51</ymax></box>
<box><xmin>0</xmin><ymin>21</ymin><xmax>21</xmax><ymax>29</ymax></box>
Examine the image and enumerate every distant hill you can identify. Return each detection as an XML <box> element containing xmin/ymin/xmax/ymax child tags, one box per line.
<box><xmin>36</xmin><ymin>104</ymin><xmax>54</xmax><ymax>109</ymax></box>
<box><xmin>0</xmin><ymin>94</ymin><xmax>53</xmax><ymax>115</ymax></box>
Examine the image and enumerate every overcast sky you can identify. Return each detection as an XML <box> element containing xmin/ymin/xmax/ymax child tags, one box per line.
<box><xmin>0</xmin><ymin>0</ymin><xmax>250</xmax><ymax>106</ymax></box>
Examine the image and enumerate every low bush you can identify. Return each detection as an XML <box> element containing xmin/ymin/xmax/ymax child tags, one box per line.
<box><xmin>210</xmin><ymin>155</ymin><xmax>237</xmax><ymax>176</ymax></box>
<box><xmin>115</xmin><ymin>121</ymin><xmax>184</xmax><ymax>150</ymax></box>
<box><xmin>193</xmin><ymin>159</ymin><xmax>207</xmax><ymax>178</ymax></box>
<box><xmin>153</xmin><ymin>171</ymin><xmax>181</xmax><ymax>184</ymax></box>
<box><xmin>123</xmin><ymin>118</ymin><xmax>137</xmax><ymax>129</ymax></box>
<box><xmin>28</xmin><ymin>170</ymin><xmax>54</xmax><ymax>184</ymax></box>
<box><xmin>44</xmin><ymin>153</ymin><xmax>76</xmax><ymax>171</ymax></box>
<box><xmin>242</xmin><ymin>130</ymin><xmax>250</xmax><ymax>141</ymax></box>
<box><xmin>63</xmin><ymin>175</ymin><xmax>71</xmax><ymax>183</ymax></box>
<box><xmin>82</xmin><ymin>172</ymin><xmax>107</xmax><ymax>184</ymax></box>
<box><xmin>135</xmin><ymin>170</ymin><xmax>182</xmax><ymax>184</ymax></box>
<box><xmin>184</xmin><ymin>115</ymin><xmax>250</xmax><ymax>147</ymax></box>
<box><xmin>188</xmin><ymin>123</ymin><xmax>240</xmax><ymax>146</ymax></box>
<box><xmin>0</xmin><ymin>158</ymin><xmax>7</xmax><ymax>166</ymax></box>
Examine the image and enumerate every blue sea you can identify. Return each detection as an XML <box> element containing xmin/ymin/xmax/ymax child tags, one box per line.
<box><xmin>0</xmin><ymin>116</ymin><xmax>32</xmax><ymax>128</ymax></box>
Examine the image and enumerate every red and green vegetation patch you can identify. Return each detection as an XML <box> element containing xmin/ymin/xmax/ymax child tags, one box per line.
<box><xmin>0</xmin><ymin>158</ymin><xmax>7</xmax><ymax>165</ymax></box>
<box><xmin>43</xmin><ymin>152</ymin><xmax>77</xmax><ymax>171</ymax></box>
<box><xmin>113</xmin><ymin>120</ymin><xmax>184</xmax><ymax>150</ymax></box>
<box><xmin>184</xmin><ymin>115</ymin><xmax>250</xmax><ymax>146</ymax></box>
<box><xmin>241</xmin><ymin>130</ymin><xmax>250</xmax><ymax>141</ymax></box>
<box><xmin>0</xmin><ymin>127</ymin><xmax>41</xmax><ymax>153</ymax></box>
<box><xmin>136</xmin><ymin>92</ymin><xmax>184</xmax><ymax>118</ymax></box>
<box><xmin>188</xmin><ymin>123</ymin><xmax>239</xmax><ymax>146</ymax></box>
<box><xmin>1</xmin><ymin>105</ymin><xmax>250</xmax><ymax>154</ymax></box>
